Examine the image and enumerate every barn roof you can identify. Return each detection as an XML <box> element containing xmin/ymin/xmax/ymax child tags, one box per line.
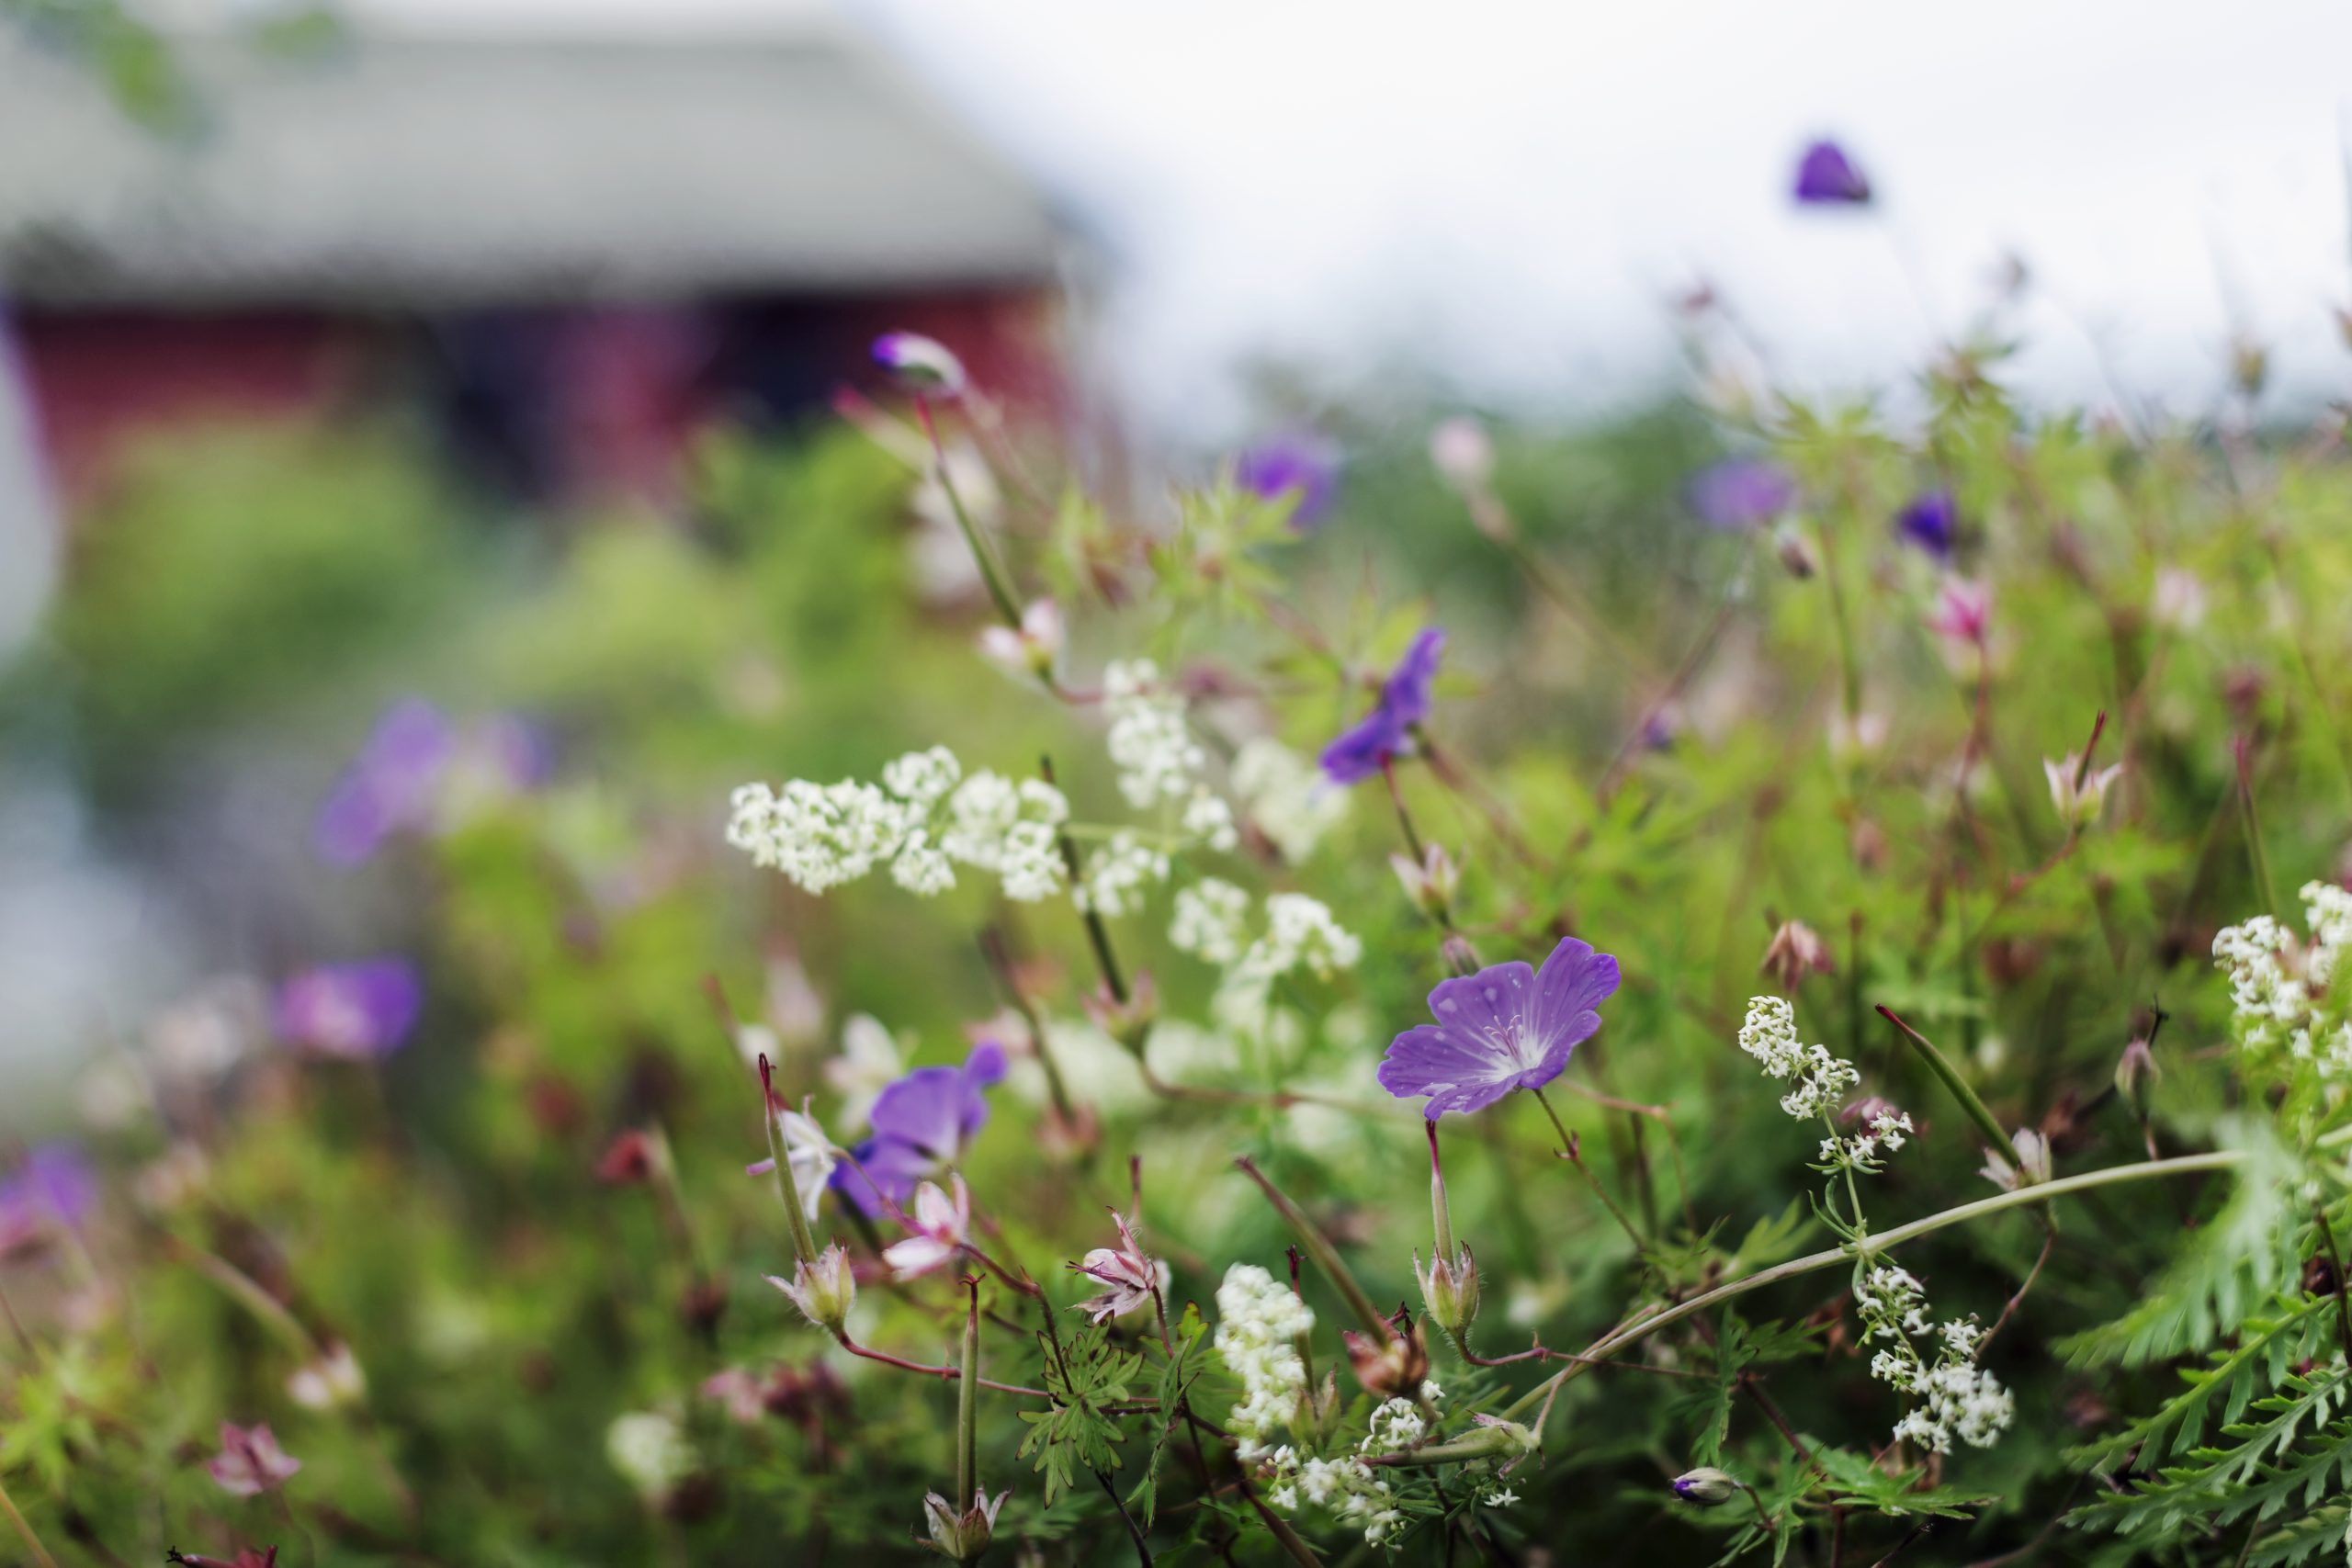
<box><xmin>0</xmin><ymin>16</ymin><xmax>1072</xmax><ymax>308</ymax></box>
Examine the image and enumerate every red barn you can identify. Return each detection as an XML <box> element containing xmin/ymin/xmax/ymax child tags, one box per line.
<box><xmin>0</xmin><ymin>15</ymin><xmax>1080</xmax><ymax>503</ymax></box>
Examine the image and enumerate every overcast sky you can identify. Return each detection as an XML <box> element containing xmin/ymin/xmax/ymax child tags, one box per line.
<box><xmin>322</xmin><ymin>0</ymin><xmax>2352</xmax><ymax>435</ymax></box>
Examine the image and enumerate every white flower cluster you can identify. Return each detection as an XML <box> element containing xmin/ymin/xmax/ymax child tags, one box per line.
<box><xmin>1075</xmin><ymin>830</ymin><xmax>1171</xmax><ymax>918</ymax></box>
<box><xmin>1232</xmin><ymin>738</ymin><xmax>1349</xmax><ymax>862</ymax></box>
<box><xmin>2213</xmin><ymin>882</ymin><xmax>2352</xmax><ymax>1078</ymax></box>
<box><xmin>1261</xmin><ymin>1396</ymin><xmax>1428</xmax><ymax>1547</ymax></box>
<box><xmin>1170</xmin><ymin>878</ymin><xmax>1252</xmax><ymax>965</ymax></box>
<box><xmin>1737</xmin><ymin>996</ymin><xmax>1860</xmax><ymax>1119</ymax></box>
<box><xmin>728</xmin><ymin>748</ymin><xmax>1069</xmax><ymax>902</ymax></box>
<box><xmin>1207</xmin><ymin>895</ymin><xmax>1365</xmax><ymax>1038</ymax></box>
<box><xmin>1215</xmin><ymin>1263</ymin><xmax>1315</xmax><ymax>1455</ymax></box>
<box><xmin>1817</xmin><ymin>1106</ymin><xmax>1915</xmax><ymax>1175</ymax></box>
<box><xmin>1857</xmin><ymin>1264</ymin><xmax>2014</xmax><ymax>1454</ymax></box>
<box><xmin>1265</xmin><ymin>1453</ymin><xmax>1408</xmax><ymax>1548</ymax></box>
<box><xmin>1103</xmin><ymin>660</ymin><xmax>1206</xmax><ymax>809</ymax></box>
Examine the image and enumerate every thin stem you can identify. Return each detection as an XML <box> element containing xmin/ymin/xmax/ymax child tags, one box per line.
<box><xmin>831</xmin><ymin>1334</ymin><xmax>1066</xmax><ymax>1400</ymax></box>
<box><xmin>914</xmin><ymin>394</ymin><xmax>1024</xmax><ymax>628</ymax></box>
<box><xmin>1097</xmin><ymin>1469</ymin><xmax>1154</xmax><ymax>1567</ymax></box>
<box><xmin>1874</xmin><ymin>1007</ymin><xmax>2014</xmax><ymax>1157</ymax></box>
<box><xmin>0</xmin><ymin>1472</ymin><xmax>58</xmax><ymax>1568</ymax></box>
<box><xmin>955</xmin><ymin>1279</ymin><xmax>979</xmax><ymax>1508</ymax></box>
<box><xmin>1496</xmin><ymin>1150</ymin><xmax>2245</xmax><ymax>1427</ymax></box>
<box><xmin>1531</xmin><ymin>1089</ymin><xmax>1646</xmax><ymax>1252</ymax></box>
<box><xmin>1233</xmin><ymin>1157</ymin><xmax>1391</xmax><ymax>1339</ymax></box>
<box><xmin>2315</xmin><ymin>1203</ymin><xmax>2352</xmax><ymax>1367</ymax></box>
<box><xmin>2234</xmin><ymin>733</ymin><xmax>2281</xmax><ymax>919</ymax></box>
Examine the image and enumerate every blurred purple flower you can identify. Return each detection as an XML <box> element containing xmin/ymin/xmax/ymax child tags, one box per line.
<box><xmin>313</xmin><ymin>699</ymin><xmax>455</xmax><ymax>867</ymax></box>
<box><xmin>1377</xmin><ymin>937</ymin><xmax>1620</xmax><ymax>1117</ymax></box>
<box><xmin>1321</xmin><ymin>627</ymin><xmax>1446</xmax><ymax>785</ymax></box>
<box><xmin>0</xmin><ymin>1142</ymin><xmax>96</xmax><ymax>1251</ymax></box>
<box><xmin>1894</xmin><ymin>491</ymin><xmax>1956</xmax><ymax>560</ymax></box>
<box><xmin>1793</xmin><ymin>140</ymin><xmax>1871</xmax><ymax>205</ymax></box>
<box><xmin>871</xmin><ymin>332</ymin><xmax>967</xmax><ymax>398</ymax></box>
<box><xmin>208</xmin><ymin>1422</ymin><xmax>301</xmax><ymax>1497</ymax></box>
<box><xmin>1237</xmin><ymin>432</ymin><xmax>1341</xmax><ymax>530</ymax></box>
<box><xmin>1689</xmin><ymin>459</ymin><xmax>1795</xmax><ymax>530</ymax></box>
<box><xmin>831</xmin><ymin>1042</ymin><xmax>1006</xmax><ymax>1215</ymax></box>
<box><xmin>274</xmin><ymin>959</ymin><xmax>423</xmax><ymax>1060</ymax></box>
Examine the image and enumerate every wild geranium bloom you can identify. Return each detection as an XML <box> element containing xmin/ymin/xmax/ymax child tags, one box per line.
<box><xmin>1378</xmin><ymin>937</ymin><xmax>1621</xmax><ymax>1116</ymax></box>
<box><xmin>1793</xmin><ymin>139</ymin><xmax>1871</xmax><ymax>204</ymax></box>
<box><xmin>880</xmin><ymin>1175</ymin><xmax>971</xmax><ymax>1280</ymax></box>
<box><xmin>1073</xmin><ymin>1210</ymin><xmax>1165</xmax><ymax>1323</ymax></box>
<box><xmin>0</xmin><ymin>1143</ymin><xmax>96</xmax><ymax>1255</ymax></box>
<box><xmin>273</xmin><ymin>959</ymin><xmax>422</xmax><ymax>1059</ymax></box>
<box><xmin>1321</xmin><ymin>627</ymin><xmax>1446</xmax><ymax>785</ymax></box>
<box><xmin>831</xmin><ymin>1043</ymin><xmax>1006</xmax><ymax>1214</ymax></box>
<box><xmin>1894</xmin><ymin>491</ymin><xmax>1957</xmax><ymax>559</ymax></box>
<box><xmin>1688</xmin><ymin>459</ymin><xmax>1795</xmax><ymax>529</ymax></box>
<box><xmin>208</xmin><ymin>1422</ymin><xmax>301</xmax><ymax>1496</ymax></box>
<box><xmin>1236</xmin><ymin>431</ymin><xmax>1341</xmax><ymax>530</ymax></box>
<box><xmin>872</xmin><ymin>332</ymin><xmax>967</xmax><ymax>398</ymax></box>
<box><xmin>312</xmin><ymin>698</ymin><xmax>454</xmax><ymax>867</ymax></box>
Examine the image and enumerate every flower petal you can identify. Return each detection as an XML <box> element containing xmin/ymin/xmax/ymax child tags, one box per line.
<box><xmin>1530</xmin><ymin>939</ymin><xmax>1618</xmax><ymax>1055</ymax></box>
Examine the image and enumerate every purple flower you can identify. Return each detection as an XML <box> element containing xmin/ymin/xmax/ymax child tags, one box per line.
<box><xmin>1894</xmin><ymin>491</ymin><xmax>1956</xmax><ymax>560</ymax></box>
<box><xmin>274</xmin><ymin>959</ymin><xmax>423</xmax><ymax>1060</ymax></box>
<box><xmin>831</xmin><ymin>1042</ymin><xmax>1006</xmax><ymax>1215</ymax></box>
<box><xmin>313</xmin><ymin>699</ymin><xmax>455</xmax><ymax>867</ymax></box>
<box><xmin>1793</xmin><ymin>140</ymin><xmax>1871</xmax><ymax>205</ymax></box>
<box><xmin>1237</xmin><ymin>432</ymin><xmax>1341</xmax><ymax>531</ymax></box>
<box><xmin>1378</xmin><ymin>937</ymin><xmax>1621</xmax><ymax>1117</ymax></box>
<box><xmin>872</xmin><ymin>332</ymin><xmax>967</xmax><ymax>398</ymax></box>
<box><xmin>1321</xmin><ymin>627</ymin><xmax>1446</xmax><ymax>785</ymax></box>
<box><xmin>1688</xmin><ymin>459</ymin><xmax>1795</xmax><ymax>530</ymax></box>
<box><xmin>0</xmin><ymin>1143</ymin><xmax>96</xmax><ymax>1251</ymax></box>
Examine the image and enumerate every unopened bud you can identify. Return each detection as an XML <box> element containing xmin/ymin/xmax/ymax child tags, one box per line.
<box><xmin>872</xmin><ymin>332</ymin><xmax>967</xmax><ymax>399</ymax></box>
<box><xmin>1771</xmin><ymin>520</ymin><xmax>1818</xmax><ymax>579</ymax></box>
<box><xmin>1759</xmin><ymin>919</ymin><xmax>1835</xmax><ymax>991</ymax></box>
<box><xmin>1672</xmin><ymin>1467</ymin><xmax>1740</xmax><ymax>1506</ymax></box>
<box><xmin>2231</xmin><ymin>336</ymin><xmax>2268</xmax><ymax>400</ymax></box>
<box><xmin>977</xmin><ymin>600</ymin><xmax>1064</xmax><ymax>681</ymax></box>
<box><xmin>1081</xmin><ymin>972</ymin><xmax>1159</xmax><ymax>1051</ymax></box>
<box><xmin>1342</xmin><ymin>1317</ymin><xmax>1431</xmax><ymax>1398</ymax></box>
<box><xmin>2115</xmin><ymin>1038</ymin><xmax>2158</xmax><ymax>1117</ymax></box>
<box><xmin>1415</xmin><ymin>1243</ymin><xmax>1481</xmax><ymax>1338</ymax></box>
<box><xmin>922</xmin><ymin>1490</ymin><xmax>1005</xmax><ymax>1562</ymax></box>
<box><xmin>1390</xmin><ymin>845</ymin><xmax>1460</xmax><ymax>919</ymax></box>
<box><xmin>1429</xmin><ymin>417</ymin><xmax>1495</xmax><ymax>491</ymax></box>
<box><xmin>2044</xmin><ymin>753</ymin><xmax>2122</xmax><ymax>828</ymax></box>
<box><xmin>767</xmin><ymin>1243</ymin><xmax>856</xmax><ymax>1333</ymax></box>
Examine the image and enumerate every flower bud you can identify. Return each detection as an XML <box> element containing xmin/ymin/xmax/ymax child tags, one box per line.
<box><xmin>872</xmin><ymin>332</ymin><xmax>967</xmax><ymax>398</ymax></box>
<box><xmin>977</xmin><ymin>600</ymin><xmax>1064</xmax><ymax>681</ymax></box>
<box><xmin>1416</xmin><ymin>1243</ymin><xmax>1481</xmax><ymax>1338</ymax></box>
<box><xmin>1081</xmin><ymin>972</ymin><xmax>1159</xmax><ymax>1051</ymax></box>
<box><xmin>285</xmin><ymin>1339</ymin><xmax>367</xmax><ymax>1412</ymax></box>
<box><xmin>2115</xmin><ymin>1038</ymin><xmax>2158</xmax><ymax>1118</ymax></box>
<box><xmin>1342</xmin><ymin>1316</ymin><xmax>1431</xmax><ymax>1399</ymax></box>
<box><xmin>1389</xmin><ymin>844</ymin><xmax>1460</xmax><ymax>919</ymax></box>
<box><xmin>1979</xmin><ymin>1127</ymin><xmax>2052</xmax><ymax>1192</ymax></box>
<box><xmin>2231</xmin><ymin>336</ymin><xmax>2268</xmax><ymax>400</ymax></box>
<box><xmin>1758</xmin><ymin>919</ymin><xmax>1835</xmax><ymax>991</ymax></box>
<box><xmin>1770</xmin><ymin>520</ymin><xmax>1818</xmax><ymax>580</ymax></box>
<box><xmin>1672</xmin><ymin>1467</ymin><xmax>1740</xmax><ymax>1506</ymax></box>
<box><xmin>767</xmin><ymin>1242</ymin><xmax>856</xmax><ymax>1333</ymax></box>
<box><xmin>2043</xmin><ymin>753</ymin><xmax>2122</xmax><ymax>827</ymax></box>
<box><xmin>921</xmin><ymin>1490</ymin><xmax>1005</xmax><ymax>1562</ymax></box>
<box><xmin>1429</xmin><ymin>418</ymin><xmax>1494</xmax><ymax>491</ymax></box>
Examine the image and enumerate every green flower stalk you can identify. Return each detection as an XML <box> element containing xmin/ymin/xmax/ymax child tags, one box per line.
<box><xmin>921</xmin><ymin>1278</ymin><xmax>1005</xmax><ymax>1563</ymax></box>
